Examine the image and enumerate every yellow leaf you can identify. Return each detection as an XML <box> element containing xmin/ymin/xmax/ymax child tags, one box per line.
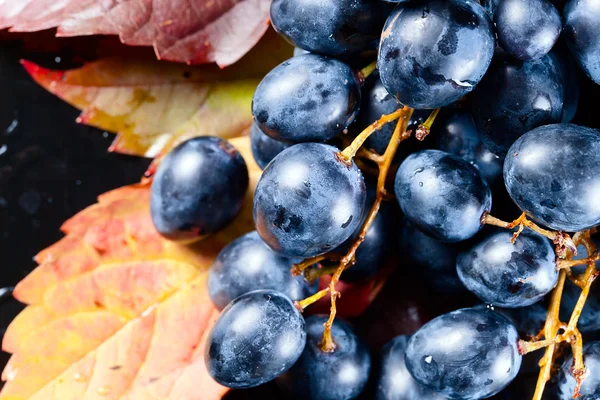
<box><xmin>0</xmin><ymin>137</ymin><xmax>260</xmax><ymax>399</ymax></box>
<box><xmin>22</xmin><ymin>30</ymin><xmax>293</xmax><ymax>158</ymax></box>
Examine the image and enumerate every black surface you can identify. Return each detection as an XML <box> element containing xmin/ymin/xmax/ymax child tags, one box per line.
<box><xmin>0</xmin><ymin>42</ymin><xmax>150</xmax><ymax>381</ymax></box>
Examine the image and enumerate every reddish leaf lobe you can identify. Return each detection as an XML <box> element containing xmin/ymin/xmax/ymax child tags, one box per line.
<box><xmin>0</xmin><ymin>0</ymin><xmax>271</xmax><ymax>66</ymax></box>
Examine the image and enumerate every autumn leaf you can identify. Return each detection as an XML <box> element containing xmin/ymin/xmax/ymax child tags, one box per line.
<box><xmin>0</xmin><ymin>136</ymin><xmax>260</xmax><ymax>400</ymax></box>
<box><xmin>21</xmin><ymin>29</ymin><xmax>292</xmax><ymax>159</ymax></box>
<box><xmin>0</xmin><ymin>0</ymin><xmax>272</xmax><ymax>67</ymax></box>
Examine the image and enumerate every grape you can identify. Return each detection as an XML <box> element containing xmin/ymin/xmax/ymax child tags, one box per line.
<box><xmin>252</xmin><ymin>54</ymin><xmax>361</xmax><ymax>143</ymax></box>
<box><xmin>375</xmin><ymin>335</ymin><xmax>447</xmax><ymax>400</ymax></box>
<box><xmin>394</xmin><ymin>149</ymin><xmax>492</xmax><ymax>242</ymax></box>
<box><xmin>556</xmin><ymin>341</ymin><xmax>600</xmax><ymax>399</ymax></box>
<box><xmin>249</xmin><ymin>122</ymin><xmax>291</xmax><ymax>170</ymax></box>
<box><xmin>551</xmin><ymin>48</ymin><xmax>581</xmax><ymax>123</ymax></box>
<box><xmin>434</xmin><ymin>110</ymin><xmax>503</xmax><ymax>185</ymax></box>
<box><xmin>205</xmin><ymin>290</ymin><xmax>306</xmax><ymax>388</ymax></box>
<box><xmin>405</xmin><ymin>307</ymin><xmax>522</xmax><ymax>400</ymax></box>
<box><xmin>488</xmin><ymin>303</ymin><xmax>548</xmax><ymax>374</ymax></box>
<box><xmin>276</xmin><ymin>315</ymin><xmax>371</xmax><ymax>400</ymax></box>
<box><xmin>207</xmin><ymin>231</ymin><xmax>317</xmax><ymax>310</ymax></box>
<box><xmin>254</xmin><ymin>143</ymin><xmax>366</xmax><ymax>258</ymax></box>
<box><xmin>150</xmin><ymin>137</ymin><xmax>248</xmax><ymax>241</ymax></box>
<box><xmin>399</xmin><ymin>219</ymin><xmax>468</xmax><ymax>294</ymax></box>
<box><xmin>471</xmin><ymin>53</ymin><xmax>565</xmax><ymax>156</ymax></box>
<box><xmin>482</xmin><ymin>0</ymin><xmax>500</xmax><ymax>17</ymax></box>
<box><xmin>494</xmin><ymin>0</ymin><xmax>561</xmax><ymax>60</ymax></box>
<box><xmin>351</xmin><ymin>73</ymin><xmax>431</xmax><ymax>155</ymax></box>
<box><xmin>504</xmin><ymin>123</ymin><xmax>600</xmax><ymax>232</ymax></box>
<box><xmin>457</xmin><ymin>230</ymin><xmax>557</xmax><ymax>307</ymax></box>
<box><xmin>489</xmin><ymin>373</ymin><xmax>539</xmax><ymax>400</ymax></box>
<box><xmin>270</xmin><ymin>0</ymin><xmax>389</xmax><ymax>59</ymax></box>
<box><xmin>377</xmin><ymin>0</ymin><xmax>495</xmax><ymax>109</ymax></box>
<box><xmin>564</xmin><ymin>0</ymin><xmax>600</xmax><ymax>84</ymax></box>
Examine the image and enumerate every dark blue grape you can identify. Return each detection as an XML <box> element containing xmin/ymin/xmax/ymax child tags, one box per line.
<box><xmin>205</xmin><ymin>290</ymin><xmax>306</xmax><ymax>388</ymax></box>
<box><xmin>471</xmin><ymin>53</ymin><xmax>564</xmax><ymax>156</ymax></box>
<box><xmin>490</xmin><ymin>303</ymin><xmax>547</xmax><ymax>374</ymax></box>
<box><xmin>405</xmin><ymin>307</ymin><xmax>522</xmax><ymax>400</ymax></box>
<box><xmin>250</xmin><ymin>122</ymin><xmax>291</xmax><ymax>170</ymax></box>
<box><xmin>351</xmin><ymin>73</ymin><xmax>430</xmax><ymax>155</ymax></box>
<box><xmin>254</xmin><ymin>143</ymin><xmax>366</xmax><ymax>258</ymax></box>
<box><xmin>376</xmin><ymin>335</ymin><xmax>447</xmax><ymax>400</ymax></box>
<box><xmin>504</xmin><ymin>123</ymin><xmax>600</xmax><ymax>232</ymax></box>
<box><xmin>270</xmin><ymin>0</ymin><xmax>389</xmax><ymax>59</ymax></box>
<box><xmin>494</xmin><ymin>0</ymin><xmax>561</xmax><ymax>60</ymax></box>
<box><xmin>394</xmin><ymin>149</ymin><xmax>492</xmax><ymax>242</ymax></box>
<box><xmin>399</xmin><ymin>219</ymin><xmax>467</xmax><ymax>293</ymax></box>
<box><xmin>556</xmin><ymin>341</ymin><xmax>600</xmax><ymax>399</ymax></box>
<box><xmin>488</xmin><ymin>372</ymin><xmax>539</xmax><ymax>400</ymax></box>
<box><xmin>252</xmin><ymin>54</ymin><xmax>361</xmax><ymax>143</ymax></box>
<box><xmin>434</xmin><ymin>110</ymin><xmax>503</xmax><ymax>185</ymax></box>
<box><xmin>457</xmin><ymin>230</ymin><xmax>557</xmax><ymax>307</ymax></box>
<box><xmin>482</xmin><ymin>0</ymin><xmax>500</xmax><ymax>17</ymax></box>
<box><xmin>550</xmin><ymin>48</ymin><xmax>581</xmax><ymax>123</ymax></box>
<box><xmin>208</xmin><ymin>231</ymin><xmax>317</xmax><ymax>310</ymax></box>
<box><xmin>377</xmin><ymin>0</ymin><xmax>495</xmax><ymax>109</ymax></box>
<box><xmin>150</xmin><ymin>137</ymin><xmax>248</xmax><ymax>241</ymax></box>
<box><xmin>564</xmin><ymin>0</ymin><xmax>600</xmax><ymax>84</ymax></box>
<box><xmin>276</xmin><ymin>315</ymin><xmax>371</xmax><ymax>400</ymax></box>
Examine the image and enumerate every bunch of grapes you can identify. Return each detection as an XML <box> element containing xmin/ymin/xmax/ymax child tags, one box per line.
<box><xmin>149</xmin><ymin>0</ymin><xmax>600</xmax><ymax>399</ymax></box>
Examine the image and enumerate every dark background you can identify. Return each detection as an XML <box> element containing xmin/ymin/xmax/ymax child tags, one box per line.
<box><xmin>0</xmin><ymin>35</ymin><xmax>152</xmax><ymax>379</ymax></box>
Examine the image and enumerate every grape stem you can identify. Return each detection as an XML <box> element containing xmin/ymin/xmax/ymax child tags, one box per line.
<box><xmin>415</xmin><ymin>108</ymin><xmax>440</xmax><ymax>140</ymax></box>
<box><xmin>293</xmin><ymin>106</ymin><xmax>415</xmax><ymax>352</ymax></box>
<box><xmin>516</xmin><ymin>230</ymin><xmax>598</xmax><ymax>400</ymax></box>
<box><xmin>481</xmin><ymin>212</ymin><xmax>576</xmax><ymax>259</ymax></box>
<box><xmin>337</xmin><ymin>108</ymin><xmax>408</xmax><ymax>164</ymax></box>
<box><xmin>357</xmin><ymin>60</ymin><xmax>378</xmax><ymax>83</ymax></box>
<box><xmin>558</xmin><ymin>251</ymin><xmax>600</xmax><ymax>269</ymax></box>
<box><xmin>291</xmin><ymin>254</ymin><xmax>340</xmax><ymax>276</ymax></box>
<box><xmin>320</xmin><ymin>107</ymin><xmax>415</xmax><ymax>352</ymax></box>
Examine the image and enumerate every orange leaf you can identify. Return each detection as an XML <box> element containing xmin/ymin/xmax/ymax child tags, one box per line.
<box><xmin>21</xmin><ymin>30</ymin><xmax>292</xmax><ymax>159</ymax></box>
<box><xmin>0</xmin><ymin>136</ymin><xmax>260</xmax><ymax>400</ymax></box>
<box><xmin>0</xmin><ymin>0</ymin><xmax>271</xmax><ymax>67</ymax></box>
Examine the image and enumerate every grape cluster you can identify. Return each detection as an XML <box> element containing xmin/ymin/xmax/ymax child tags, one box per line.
<box><xmin>148</xmin><ymin>0</ymin><xmax>600</xmax><ymax>398</ymax></box>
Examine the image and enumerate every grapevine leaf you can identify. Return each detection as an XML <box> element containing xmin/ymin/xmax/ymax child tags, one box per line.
<box><xmin>21</xmin><ymin>30</ymin><xmax>293</xmax><ymax>159</ymax></box>
<box><xmin>0</xmin><ymin>0</ymin><xmax>272</xmax><ymax>67</ymax></box>
<box><xmin>0</xmin><ymin>136</ymin><xmax>260</xmax><ymax>400</ymax></box>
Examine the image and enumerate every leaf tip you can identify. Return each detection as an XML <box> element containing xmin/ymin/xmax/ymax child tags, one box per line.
<box><xmin>20</xmin><ymin>59</ymin><xmax>65</xmax><ymax>84</ymax></box>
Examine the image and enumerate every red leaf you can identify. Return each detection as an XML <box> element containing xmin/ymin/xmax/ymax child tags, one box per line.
<box><xmin>0</xmin><ymin>0</ymin><xmax>271</xmax><ymax>66</ymax></box>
